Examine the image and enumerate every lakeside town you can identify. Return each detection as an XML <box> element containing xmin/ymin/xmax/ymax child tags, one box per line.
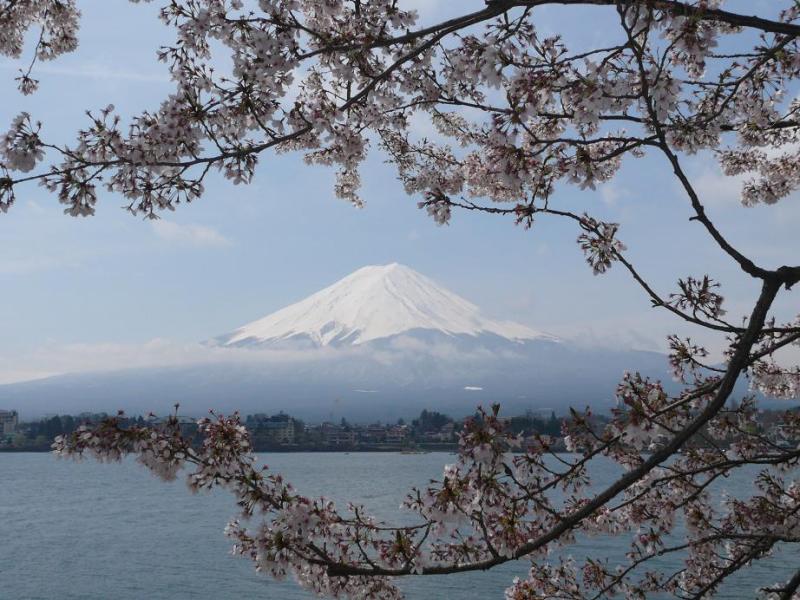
<box><xmin>3</xmin><ymin>405</ymin><xmax>799</xmax><ymax>454</ymax></box>
<box><xmin>0</xmin><ymin>407</ymin><xmax>564</xmax><ymax>453</ymax></box>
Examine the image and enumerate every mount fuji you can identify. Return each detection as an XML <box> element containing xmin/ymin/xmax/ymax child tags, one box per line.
<box><xmin>215</xmin><ymin>263</ymin><xmax>557</xmax><ymax>348</ymax></box>
<box><xmin>1</xmin><ymin>264</ymin><xmax>671</xmax><ymax>420</ymax></box>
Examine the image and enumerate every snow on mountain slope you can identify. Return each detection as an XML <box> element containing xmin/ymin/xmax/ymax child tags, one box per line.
<box><xmin>218</xmin><ymin>263</ymin><xmax>556</xmax><ymax>347</ymax></box>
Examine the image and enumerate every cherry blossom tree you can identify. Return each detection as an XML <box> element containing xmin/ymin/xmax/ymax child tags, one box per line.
<box><xmin>4</xmin><ymin>0</ymin><xmax>800</xmax><ymax>597</ymax></box>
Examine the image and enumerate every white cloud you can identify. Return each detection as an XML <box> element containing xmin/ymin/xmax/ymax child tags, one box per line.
<box><xmin>463</xmin><ymin>386</ymin><xmax>483</xmax><ymax>391</ymax></box>
<box><xmin>691</xmin><ymin>144</ymin><xmax>800</xmax><ymax>208</ymax></box>
<box><xmin>151</xmin><ymin>220</ymin><xmax>231</xmax><ymax>247</ymax></box>
<box><xmin>0</xmin><ymin>335</ymin><xmax>526</xmax><ymax>387</ymax></box>
<box><xmin>599</xmin><ymin>181</ymin><xmax>625</xmax><ymax>206</ymax></box>
<box><xmin>0</xmin><ymin>255</ymin><xmax>80</xmax><ymax>275</ymax></box>
<box><xmin>692</xmin><ymin>167</ymin><xmax>745</xmax><ymax>207</ymax></box>
<box><xmin>0</xmin><ymin>59</ymin><xmax>169</xmax><ymax>83</ymax></box>
<box><xmin>0</xmin><ymin>339</ymin><xmax>340</xmax><ymax>385</ymax></box>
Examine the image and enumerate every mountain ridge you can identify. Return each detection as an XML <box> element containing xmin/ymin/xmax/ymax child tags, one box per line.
<box><xmin>216</xmin><ymin>263</ymin><xmax>556</xmax><ymax>348</ymax></box>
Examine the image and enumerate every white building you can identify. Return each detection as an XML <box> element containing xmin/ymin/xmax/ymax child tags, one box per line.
<box><xmin>0</xmin><ymin>410</ymin><xmax>18</xmax><ymax>435</ymax></box>
<box><xmin>386</xmin><ymin>425</ymin><xmax>409</xmax><ymax>444</ymax></box>
<box><xmin>262</xmin><ymin>414</ymin><xmax>296</xmax><ymax>444</ymax></box>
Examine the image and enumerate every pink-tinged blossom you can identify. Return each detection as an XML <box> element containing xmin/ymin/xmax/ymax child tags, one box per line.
<box><xmin>577</xmin><ymin>216</ymin><xmax>626</xmax><ymax>275</ymax></box>
<box><xmin>1</xmin><ymin>113</ymin><xmax>44</xmax><ymax>173</ymax></box>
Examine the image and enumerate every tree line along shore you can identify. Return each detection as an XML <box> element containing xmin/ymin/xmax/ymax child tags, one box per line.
<box><xmin>0</xmin><ymin>408</ymin><xmax>565</xmax><ymax>453</ymax></box>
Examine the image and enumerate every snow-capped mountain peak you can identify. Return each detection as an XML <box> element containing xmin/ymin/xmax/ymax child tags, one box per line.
<box><xmin>217</xmin><ymin>263</ymin><xmax>555</xmax><ymax>347</ymax></box>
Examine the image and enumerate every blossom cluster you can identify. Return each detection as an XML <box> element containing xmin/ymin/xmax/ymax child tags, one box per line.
<box><xmin>0</xmin><ymin>0</ymin><xmax>797</xmax><ymax>224</ymax></box>
<box><xmin>0</xmin><ymin>0</ymin><xmax>80</xmax><ymax>94</ymax></box>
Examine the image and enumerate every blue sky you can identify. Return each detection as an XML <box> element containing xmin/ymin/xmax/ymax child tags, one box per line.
<box><xmin>0</xmin><ymin>0</ymin><xmax>797</xmax><ymax>383</ymax></box>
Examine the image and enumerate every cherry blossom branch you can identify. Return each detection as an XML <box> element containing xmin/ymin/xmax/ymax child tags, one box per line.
<box><xmin>328</xmin><ymin>275</ymin><xmax>784</xmax><ymax>578</ymax></box>
<box><xmin>512</xmin><ymin>1</ymin><xmax>800</xmax><ymax>37</ymax></box>
<box><xmin>424</xmin><ymin>197</ymin><xmax>757</xmax><ymax>335</ymax></box>
<box><xmin>772</xmin><ymin>568</ymin><xmax>800</xmax><ymax>600</ymax></box>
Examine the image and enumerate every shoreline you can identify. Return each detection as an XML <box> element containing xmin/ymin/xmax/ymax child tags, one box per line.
<box><xmin>0</xmin><ymin>444</ymin><xmax>461</xmax><ymax>454</ymax></box>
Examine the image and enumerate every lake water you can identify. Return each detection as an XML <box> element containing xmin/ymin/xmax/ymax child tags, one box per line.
<box><xmin>0</xmin><ymin>452</ymin><xmax>794</xmax><ymax>599</ymax></box>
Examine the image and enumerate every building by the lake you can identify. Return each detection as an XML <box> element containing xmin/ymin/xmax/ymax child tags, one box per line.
<box><xmin>0</xmin><ymin>410</ymin><xmax>18</xmax><ymax>435</ymax></box>
<box><xmin>247</xmin><ymin>412</ymin><xmax>297</xmax><ymax>445</ymax></box>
